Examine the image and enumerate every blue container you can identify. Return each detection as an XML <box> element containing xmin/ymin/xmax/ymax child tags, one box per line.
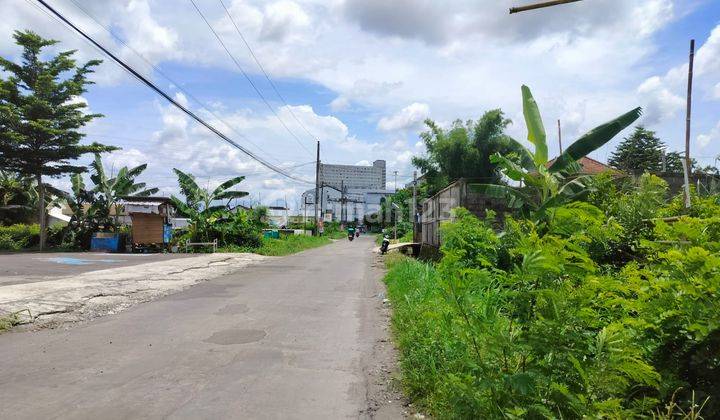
<box><xmin>262</xmin><ymin>230</ymin><xmax>279</xmax><ymax>239</ymax></box>
<box><xmin>90</xmin><ymin>233</ymin><xmax>122</xmax><ymax>252</ymax></box>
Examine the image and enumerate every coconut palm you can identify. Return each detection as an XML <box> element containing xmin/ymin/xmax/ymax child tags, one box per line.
<box><xmin>473</xmin><ymin>85</ymin><xmax>642</xmax><ymax>218</ymax></box>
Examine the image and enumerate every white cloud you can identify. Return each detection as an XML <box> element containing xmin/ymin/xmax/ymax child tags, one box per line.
<box><xmin>697</xmin><ymin>121</ymin><xmax>720</xmax><ymax>149</ymax></box>
<box><xmin>260</xmin><ymin>1</ymin><xmax>310</xmax><ymax>42</ymax></box>
<box><xmin>330</xmin><ymin>96</ymin><xmax>351</xmax><ymax>112</ymax></box>
<box><xmin>637</xmin><ymin>76</ymin><xmax>685</xmax><ymax>124</ymax></box>
<box><xmin>377</xmin><ymin>102</ymin><xmax>429</xmax><ymax>132</ymax></box>
<box><xmin>714</xmin><ymin>82</ymin><xmax>720</xmax><ymax>100</ymax></box>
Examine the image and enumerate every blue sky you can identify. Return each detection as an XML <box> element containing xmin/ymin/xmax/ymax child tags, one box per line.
<box><xmin>2</xmin><ymin>0</ymin><xmax>720</xmax><ymax>209</ymax></box>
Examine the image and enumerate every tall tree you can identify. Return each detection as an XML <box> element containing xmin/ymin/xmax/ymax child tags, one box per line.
<box><xmin>0</xmin><ymin>30</ymin><xmax>115</xmax><ymax>249</ymax></box>
<box><xmin>412</xmin><ymin>109</ymin><xmax>529</xmax><ymax>196</ymax></box>
<box><xmin>608</xmin><ymin>126</ymin><xmax>665</xmax><ymax>174</ymax></box>
<box><xmin>473</xmin><ymin>85</ymin><xmax>642</xmax><ymax>219</ymax></box>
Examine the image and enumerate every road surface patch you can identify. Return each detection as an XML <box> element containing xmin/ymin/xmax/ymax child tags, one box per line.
<box><xmin>203</xmin><ymin>328</ymin><xmax>266</xmax><ymax>345</ymax></box>
<box><xmin>214</xmin><ymin>303</ymin><xmax>249</xmax><ymax>315</ymax></box>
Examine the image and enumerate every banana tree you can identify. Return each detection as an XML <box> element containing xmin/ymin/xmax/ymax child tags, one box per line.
<box><xmin>472</xmin><ymin>85</ymin><xmax>642</xmax><ymax>218</ymax></box>
<box><xmin>170</xmin><ymin>168</ymin><xmax>249</xmax><ymax>242</ymax></box>
<box><xmin>89</xmin><ymin>154</ymin><xmax>159</xmax><ymax>228</ymax></box>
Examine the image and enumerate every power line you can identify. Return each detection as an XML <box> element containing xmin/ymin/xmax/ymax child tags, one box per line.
<box><xmin>188</xmin><ymin>0</ymin><xmax>314</xmax><ymax>157</ymax></box>
<box><xmin>34</xmin><ymin>0</ymin><xmax>313</xmax><ymax>185</ymax></box>
<box><xmin>218</xmin><ymin>0</ymin><xmax>319</xmax><ymax>143</ymax></box>
<box><xmin>64</xmin><ymin>0</ymin><xmax>282</xmax><ymax>166</ymax></box>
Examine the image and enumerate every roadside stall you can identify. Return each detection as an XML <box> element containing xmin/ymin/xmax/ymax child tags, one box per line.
<box><xmin>120</xmin><ymin>197</ymin><xmax>175</xmax><ymax>252</ymax></box>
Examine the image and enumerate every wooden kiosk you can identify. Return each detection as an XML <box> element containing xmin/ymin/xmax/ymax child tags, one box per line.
<box><xmin>120</xmin><ymin>197</ymin><xmax>175</xmax><ymax>252</ymax></box>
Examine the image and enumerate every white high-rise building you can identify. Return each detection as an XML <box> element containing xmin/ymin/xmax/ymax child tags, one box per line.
<box><xmin>319</xmin><ymin>160</ymin><xmax>386</xmax><ymax>190</ymax></box>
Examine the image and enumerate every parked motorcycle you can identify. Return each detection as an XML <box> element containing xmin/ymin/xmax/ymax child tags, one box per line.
<box><xmin>380</xmin><ymin>236</ymin><xmax>390</xmax><ymax>254</ymax></box>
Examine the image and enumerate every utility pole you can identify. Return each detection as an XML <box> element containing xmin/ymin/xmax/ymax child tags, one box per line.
<box><xmin>684</xmin><ymin>39</ymin><xmax>695</xmax><ymax>208</ymax></box>
<box><xmin>340</xmin><ymin>180</ymin><xmax>345</xmax><ymax>225</ymax></box>
<box><xmin>412</xmin><ymin>171</ymin><xmax>417</xmax><ymax>242</ymax></box>
<box><xmin>393</xmin><ymin>170</ymin><xmax>398</xmax><ymax>192</ymax></box>
<box><xmin>557</xmin><ymin>119</ymin><xmax>563</xmax><ymax>155</ymax></box>
<box><xmin>510</xmin><ymin>0</ymin><xmax>582</xmax><ymax>14</ymax></box>
<box><xmin>314</xmin><ymin>141</ymin><xmax>321</xmax><ymax>235</ymax></box>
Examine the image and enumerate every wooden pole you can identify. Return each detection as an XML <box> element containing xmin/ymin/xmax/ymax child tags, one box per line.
<box><xmin>684</xmin><ymin>39</ymin><xmax>695</xmax><ymax>208</ymax></box>
<box><xmin>557</xmin><ymin>119</ymin><xmax>563</xmax><ymax>155</ymax></box>
<box><xmin>510</xmin><ymin>0</ymin><xmax>582</xmax><ymax>14</ymax></box>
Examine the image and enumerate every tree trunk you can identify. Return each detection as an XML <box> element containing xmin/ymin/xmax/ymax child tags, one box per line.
<box><xmin>37</xmin><ymin>173</ymin><xmax>46</xmax><ymax>251</ymax></box>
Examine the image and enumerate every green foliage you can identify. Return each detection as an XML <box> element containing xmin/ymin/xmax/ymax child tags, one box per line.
<box><xmin>384</xmin><ymin>196</ymin><xmax>720</xmax><ymax>418</ymax></box>
<box><xmin>170</xmin><ymin>168</ymin><xmax>254</xmax><ymax>246</ymax></box>
<box><xmin>88</xmin><ymin>153</ymin><xmax>158</xmax><ymax>229</ymax></box>
<box><xmin>472</xmin><ymin>85</ymin><xmax>641</xmax><ymax>218</ymax></box>
<box><xmin>221</xmin><ymin>234</ymin><xmax>331</xmax><ymax>256</ymax></box>
<box><xmin>608</xmin><ymin>126</ymin><xmax>683</xmax><ymax>174</ymax></box>
<box><xmin>0</xmin><ymin>30</ymin><xmax>116</xmax><ymax>248</ymax></box>
<box><xmin>0</xmin><ymin>223</ymin><xmax>39</xmax><ymax>250</ymax></box>
<box><xmin>412</xmin><ymin>109</ymin><xmax>527</xmax><ymax>196</ymax></box>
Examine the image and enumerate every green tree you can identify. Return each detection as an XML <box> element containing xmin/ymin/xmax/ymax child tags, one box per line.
<box><xmin>474</xmin><ymin>85</ymin><xmax>642</xmax><ymax>219</ymax></box>
<box><xmin>608</xmin><ymin>126</ymin><xmax>668</xmax><ymax>174</ymax></box>
<box><xmin>89</xmin><ymin>154</ymin><xmax>158</xmax><ymax>229</ymax></box>
<box><xmin>170</xmin><ymin>169</ymin><xmax>249</xmax><ymax>242</ymax></box>
<box><xmin>412</xmin><ymin>109</ymin><xmax>529</xmax><ymax>196</ymax></box>
<box><xmin>0</xmin><ymin>30</ymin><xmax>115</xmax><ymax>249</ymax></box>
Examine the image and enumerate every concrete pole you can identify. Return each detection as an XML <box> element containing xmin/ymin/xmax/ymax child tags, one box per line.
<box><xmin>412</xmin><ymin>171</ymin><xmax>417</xmax><ymax>242</ymax></box>
<box><xmin>314</xmin><ymin>141</ymin><xmax>321</xmax><ymax>235</ymax></box>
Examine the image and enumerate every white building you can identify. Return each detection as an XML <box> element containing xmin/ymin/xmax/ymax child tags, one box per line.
<box><xmin>319</xmin><ymin>160</ymin><xmax>386</xmax><ymax>190</ymax></box>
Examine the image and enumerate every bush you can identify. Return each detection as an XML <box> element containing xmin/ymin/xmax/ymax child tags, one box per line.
<box><xmin>0</xmin><ymin>224</ymin><xmax>40</xmax><ymax>251</ymax></box>
<box><xmin>385</xmin><ymin>203</ymin><xmax>719</xmax><ymax>418</ymax></box>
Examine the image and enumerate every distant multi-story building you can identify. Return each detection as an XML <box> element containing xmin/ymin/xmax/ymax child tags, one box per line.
<box><xmin>319</xmin><ymin>160</ymin><xmax>386</xmax><ymax>190</ymax></box>
<box><xmin>301</xmin><ymin>159</ymin><xmax>391</xmax><ymax>223</ymax></box>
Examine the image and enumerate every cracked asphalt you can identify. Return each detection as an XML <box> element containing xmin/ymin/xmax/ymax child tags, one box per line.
<box><xmin>0</xmin><ymin>236</ymin><xmax>404</xmax><ymax>419</ymax></box>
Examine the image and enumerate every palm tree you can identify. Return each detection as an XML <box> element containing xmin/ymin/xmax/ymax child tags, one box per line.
<box><xmin>473</xmin><ymin>85</ymin><xmax>642</xmax><ymax>219</ymax></box>
<box><xmin>89</xmin><ymin>154</ymin><xmax>159</xmax><ymax>228</ymax></box>
<box><xmin>170</xmin><ymin>168</ymin><xmax>249</xmax><ymax>241</ymax></box>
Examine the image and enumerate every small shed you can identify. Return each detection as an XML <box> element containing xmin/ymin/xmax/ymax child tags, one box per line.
<box><xmin>120</xmin><ymin>197</ymin><xmax>175</xmax><ymax>251</ymax></box>
<box><xmin>420</xmin><ymin>178</ymin><xmax>510</xmax><ymax>248</ymax></box>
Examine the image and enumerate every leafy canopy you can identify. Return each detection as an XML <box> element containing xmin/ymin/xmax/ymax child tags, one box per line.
<box><xmin>0</xmin><ymin>30</ymin><xmax>115</xmax><ymax>178</ymax></box>
<box><xmin>472</xmin><ymin>85</ymin><xmax>642</xmax><ymax>218</ymax></box>
<box><xmin>412</xmin><ymin>109</ymin><xmax>529</xmax><ymax>196</ymax></box>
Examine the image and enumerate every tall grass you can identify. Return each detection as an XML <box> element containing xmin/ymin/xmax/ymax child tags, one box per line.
<box><xmin>221</xmin><ymin>235</ymin><xmax>332</xmax><ymax>256</ymax></box>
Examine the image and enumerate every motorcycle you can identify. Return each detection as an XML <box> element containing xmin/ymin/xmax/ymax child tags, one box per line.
<box><xmin>380</xmin><ymin>236</ymin><xmax>390</xmax><ymax>254</ymax></box>
<box><xmin>348</xmin><ymin>227</ymin><xmax>355</xmax><ymax>241</ymax></box>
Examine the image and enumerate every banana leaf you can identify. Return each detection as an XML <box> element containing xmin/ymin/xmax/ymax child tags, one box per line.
<box><xmin>549</xmin><ymin>107</ymin><xmax>642</xmax><ymax>173</ymax></box>
<box><xmin>521</xmin><ymin>85</ymin><xmax>547</xmax><ymax>166</ymax></box>
<box><xmin>212</xmin><ymin>175</ymin><xmax>246</xmax><ymax>197</ymax></box>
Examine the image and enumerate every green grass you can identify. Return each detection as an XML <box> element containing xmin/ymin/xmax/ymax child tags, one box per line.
<box><xmin>220</xmin><ymin>234</ymin><xmax>333</xmax><ymax>256</ymax></box>
<box><xmin>0</xmin><ymin>309</ymin><xmax>31</xmax><ymax>332</ymax></box>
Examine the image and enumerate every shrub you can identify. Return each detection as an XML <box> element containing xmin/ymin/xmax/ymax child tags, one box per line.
<box><xmin>385</xmin><ymin>201</ymin><xmax>719</xmax><ymax>418</ymax></box>
<box><xmin>0</xmin><ymin>224</ymin><xmax>40</xmax><ymax>250</ymax></box>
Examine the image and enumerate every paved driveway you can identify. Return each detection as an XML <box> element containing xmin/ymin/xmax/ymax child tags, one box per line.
<box><xmin>0</xmin><ymin>252</ymin><xmax>194</xmax><ymax>285</ymax></box>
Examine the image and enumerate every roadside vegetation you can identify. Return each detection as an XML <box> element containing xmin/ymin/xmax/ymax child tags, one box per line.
<box><xmin>383</xmin><ymin>86</ymin><xmax>720</xmax><ymax>418</ymax></box>
<box><xmin>221</xmin><ymin>235</ymin><xmax>333</xmax><ymax>256</ymax></box>
<box><xmin>0</xmin><ymin>31</ymin><xmax>333</xmax><ymax>257</ymax></box>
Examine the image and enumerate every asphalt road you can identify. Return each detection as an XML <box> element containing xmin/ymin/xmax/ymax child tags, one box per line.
<box><xmin>0</xmin><ymin>252</ymin><xmax>194</xmax><ymax>284</ymax></box>
<box><xmin>0</xmin><ymin>236</ymin><xmax>401</xmax><ymax>419</ymax></box>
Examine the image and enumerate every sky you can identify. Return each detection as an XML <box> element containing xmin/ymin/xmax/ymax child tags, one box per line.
<box><xmin>2</xmin><ymin>0</ymin><xmax>720</xmax><ymax>211</ymax></box>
